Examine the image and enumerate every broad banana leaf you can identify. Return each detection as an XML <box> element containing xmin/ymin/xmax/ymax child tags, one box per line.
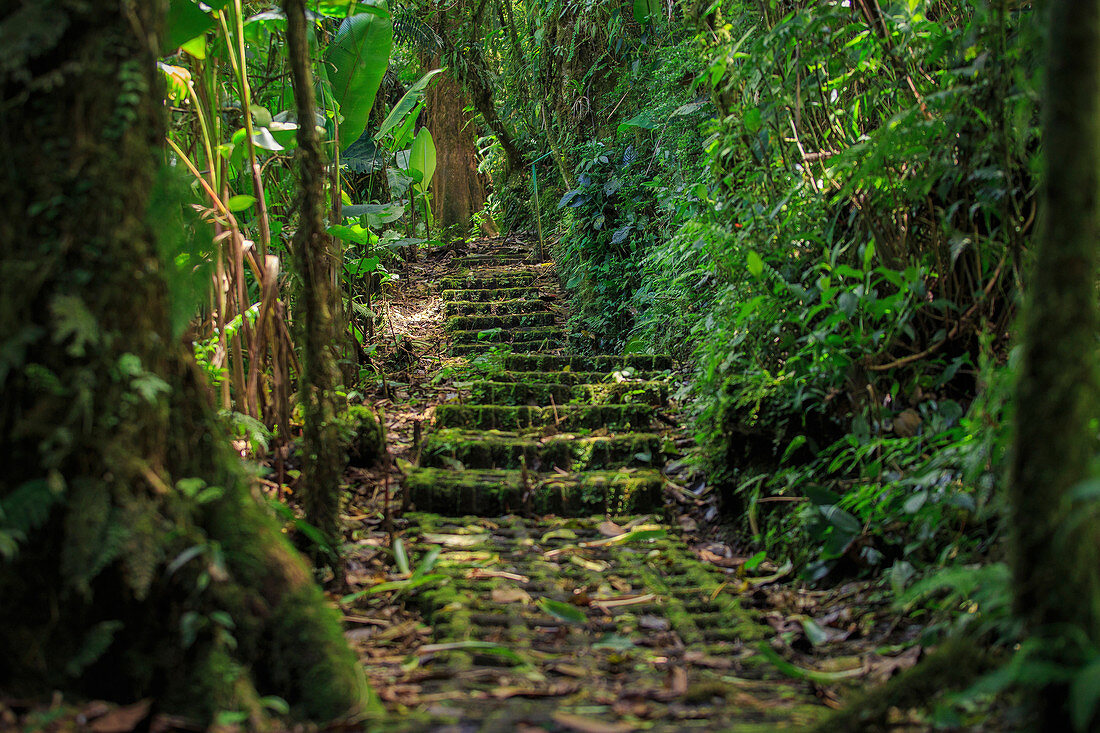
<box><xmin>325</xmin><ymin>6</ymin><xmax>393</xmax><ymax>151</ymax></box>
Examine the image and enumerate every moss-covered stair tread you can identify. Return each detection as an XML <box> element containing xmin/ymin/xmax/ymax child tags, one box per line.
<box><xmin>445</xmin><ymin>312</ymin><xmax>557</xmax><ymax>331</ymax></box>
<box><xmin>404</xmin><ymin>468</ymin><xmax>664</xmax><ymax>515</ymax></box>
<box><xmin>467</xmin><ymin>379</ymin><xmax>668</xmax><ymax>406</ymax></box>
<box><xmin>420</xmin><ymin>428</ymin><xmax>663</xmax><ymax>471</ymax></box>
<box><xmin>443</xmin><ymin>298</ymin><xmax>551</xmax><ymax>316</ymax></box>
<box><xmin>433</xmin><ymin>403</ymin><xmax>657</xmax><ymax>431</ymax></box>
<box><xmin>441</xmin><ymin>286</ymin><xmax>539</xmax><ymax>302</ymax></box>
<box><xmin>504</xmin><ymin>353</ymin><xmax>674</xmax><ymax>372</ymax></box>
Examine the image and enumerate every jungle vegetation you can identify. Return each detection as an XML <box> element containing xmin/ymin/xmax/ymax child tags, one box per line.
<box><xmin>1</xmin><ymin>0</ymin><xmax>1098</xmax><ymax>729</ymax></box>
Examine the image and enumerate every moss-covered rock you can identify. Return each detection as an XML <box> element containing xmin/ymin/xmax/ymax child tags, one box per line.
<box><xmin>504</xmin><ymin>354</ymin><xmax>673</xmax><ymax>372</ymax></box>
<box><xmin>340</xmin><ymin>405</ymin><xmax>384</xmax><ymax>467</ymax></box>
<box><xmin>420</xmin><ymin>429</ymin><xmax>661</xmax><ymax>471</ymax></box>
<box><xmin>433</xmin><ymin>404</ymin><xmax>655</xmax><ymax>431</ymax></box>
<box><xmin>404</xmin><ymin>468</ymin><xmax>664</xmax><ymax>515</ymax></box>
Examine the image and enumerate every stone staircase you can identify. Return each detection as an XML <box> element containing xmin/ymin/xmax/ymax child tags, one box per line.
<box><xmin>384</xmin><ymin>240</ymin><xmax>821</xmax><ymax>731</ymax></box>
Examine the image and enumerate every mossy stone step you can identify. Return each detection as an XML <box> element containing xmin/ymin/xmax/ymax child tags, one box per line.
<box><xmin>404</xmin><ymin>468</ymin><xmax>663</xmax><ymax>516</ymax></box>
<box><xmin>487</xmin><ymin>370</ymin><xmax>659</xmax><ymax>385</ymax></box>
<box><xmin>420</xmin><ymin>429</ymin><xmax>662</xmax><ymax>471</ymax></box>
<box><xmin>504</xmin><ymin>353</ymin><xmax>673</xmax><ymax>372</ymax></box>
<box><xmin>440</xmin><ymin>273</ymin><xmax>535</xmax><ymax>290</ymax></box>
<box><xmin>442</xmin><ymin>287</ymin><xmax>538</xmax><ymax>303</ymax></box>
<box><xmin>445</xmin><ymin>312</ymin><xmax>557</xmax><ymax>331</ymax></box>
<box><xmin>449</xmin><ymin>341</ymin><xmax>556</xmax><ymax>356</ymax></box>
<box><xmin>468</xmin><ymin>380</ymin><xmax>667</xmax><ymax>406</ymax></box>
<box><xmin>450</xmin><ymin>326</ymin><xmax>563</xmax><ymax>346</ymax></box>
<box><xmin>433</xmin><ymin>404</ymin><xmax>655</xmax><ymax>431</ymax></box>
<box><xmin>443</xmin><ymin>299</ymin><xmax>549</xmax><ymax>317</ymax></box>
<box><xmin>452</xmin><ymin>253</ymin><xmax>532</xmax><ymax>267</ymax></box>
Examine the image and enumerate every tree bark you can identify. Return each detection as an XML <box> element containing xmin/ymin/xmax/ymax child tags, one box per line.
<box><xmin>0</xmin><ymin>0</ymin><xmax>371</xmax><ymax>722</ymax></box>
<box><xmin>1012</xmin><ymin>0</ymin><xmax>1100</xmax><ymax>728</ymax></box>
<box><xmin>426</xmin><ymin>58</ymin><xmax>487</xmax><ymax>231</ymax></box>
<box><xmin>284</xmin><ymin>0</ymin><xmax>346</xmax><ymax>563</ymax></box>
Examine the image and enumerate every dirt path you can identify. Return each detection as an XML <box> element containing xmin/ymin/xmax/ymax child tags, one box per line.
<box><xmin>342</xmin><ymin>237</ymin><xmax>913</xmax><ymax>732</ymax></box>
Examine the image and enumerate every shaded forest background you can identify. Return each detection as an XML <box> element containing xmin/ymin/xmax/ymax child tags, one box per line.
<box><xmin>3</xmin><ymin>0</ymin><xmax>1100</xmax><ymax>730</ymax></box>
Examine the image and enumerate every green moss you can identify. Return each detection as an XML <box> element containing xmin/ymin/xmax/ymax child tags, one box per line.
<box><xmin>449</xmin><ymin>341</ymin><xmax>551</xmax><ymax>356</ymax></box>
<box><xmin>504</xmin><ymin>354</ymin><xmax>673</xmax><ymax>372</ymax></box>
<box><xmin>433</xmin><ymin>404</ymin><xmax>655</xmax><ymax>431</ymax></box>
<box><xmin>420</xmin><ymin>429</ymin><xmax>661</xmax><ymax>471</ymax></box>
<box><xmin>468</xmin><ymin>380</ymin><xmax>667</xmax><ymax>406</ymax></box>
<box><xmin>489</xmin><ymin>370</ymin><xmax>659</xmax><ymax>385</ymax></box>
<box><xmin>450</xmin><ymin>326</ymin><xmax>563</xmax><ymax>345</ymax></box>
<box><xmin>441</xmin><ymin>287</ymin><xmax>537</xmax><ymax>302</ymax></box>
<box><xmin>404</xmin><ymin>468</ymin><xmax>664</xmax><ymax>516</ymax></box>
<box><xmin>452</xmin><ymin>253</ymin><xmax>532</xmax><ymax>267</ymax></box>
<box><xmin>443</xmin><ymin>299</ymin><xmax>549</xmax><ymax>317</ymax></box>
<box><xmin>340</xmin><ymin>405</ymin><xmax>384</xmax><ymax>467</ymax></box>
<box><xmin>444</xmin><ymin>312</ymin><xmax>557</xmax><ymax>331</ymax></box>
<box><xmin>439</xmin><ymin>273</ymin><xmax>535</xmax><ymax>290</ymax></box>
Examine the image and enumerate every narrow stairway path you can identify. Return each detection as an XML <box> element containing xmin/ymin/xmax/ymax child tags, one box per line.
<box><xmin>360</xmin><ymin>238</ymin><xmax>828</xmax><ymax>731</ymax></box>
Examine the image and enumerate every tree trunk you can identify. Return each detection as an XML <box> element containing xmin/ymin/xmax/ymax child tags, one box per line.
<box><xmin>0</xmin><ymin>1</ymin><xmax>371</xmax><ymax>723</ymax></box>
<box><xmin>426</xmin><ymin>59</ymin><xmax>487</xmax><ymax>232</ymax></box>
<box><xmin>1012</xmin><ymin>0</ymin><xmax>1100</xmax><ymax>728</ymax></box>
<box><xmin>285</xmin><ymin>0</ymin><xmax>347</xmax><ymax>564</ymax></box>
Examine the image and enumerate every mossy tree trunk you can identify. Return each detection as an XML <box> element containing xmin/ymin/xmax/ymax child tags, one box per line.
<box><xmin>1012</xmin><ymin>0</ymin><xmax>1100</xmax><ymax>727</ymax></box>
<box><xmin>0</xmin><ymin>0</ymin><xmax>371</xmax><ymax>723</ymax></box>
<box><xmin>284</xmin><ymin>0</ymin><xmax>347</xmax><ymax>564</ymax></box>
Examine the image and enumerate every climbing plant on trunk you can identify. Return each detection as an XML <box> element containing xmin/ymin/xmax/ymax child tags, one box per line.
<box><xmin>284</xmin><ymin>0</ymin><xmax>346</xmax><ymax>566</ymax></box>
<box><xmin>0</xmin><ymin>0</ymin><xmax>371</xmax><ymax>723</ymax></box>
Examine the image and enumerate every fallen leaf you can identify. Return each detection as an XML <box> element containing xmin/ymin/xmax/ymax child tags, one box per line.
<box><xmin>551</xmin><ymin>712</ymin><xmax>636</xmax><ymax>733</ymax></box>
<box><xmin>467</xmin><ymin>568</ymin><xmax>530</xmax><ymax>583</ymax></box>
<box><xmin>667</xmin><ymin>666</ymin><xmax>688</xmax><ymax>698</ymax></box>
<box><xmin>570</xmin><ymin>555</ymin><xmax>610</xmax><ymax>572</ymax></box>
<box><xmin>683</xmin><ymin>651</ymin><xmax>733</xmax><ymax>669</ymax></box>
<box><xmin>698</xmin><ymin>548</ymin><xmax>746</xmax><ymax>569</ymax></box>
<box><xmin>491</xmin><ymin>587</ymin><xmax>532</xmax><ymax>604</ymax></box>
<box><xmin>422</xmin><ymin>533</ymin><xmax>489</xmax><ymax>547</ymax></box>
<box><xmin>491</xmin><ymin>682</ymin><xmax>579</xmax><ymax>699</ymax></box>
<box><xmin>867</xmin><ymin>645</ymin><xmax>922</xmax><ymax>684</ymax></box>
<box><xmin>638</xmin><ymin>615</ymin><xmax>670</xmax><ymax>632</ymax></box>
<box><xmin>598</xmin><ymin>521</ymin><xmax>624</xmax><ymax>537</ymax></box>
<box><xmin>551</xmin><ymin>662</ymin><xmax>590</xmax><ymax>677</ymax></box>
<box><xmin>592</xmin><ymin>593</ymin><xmax>656</xmax><ymax>612</ymax></box>
<box><xmin>88</xmin><ymin>700</ymin><xmax>152</xmax><ymax>733</ymax></box>
<box><xmin>538</xmin><ymin>597</ymin><xmax>588</xmax><ymax>624</ymax></box>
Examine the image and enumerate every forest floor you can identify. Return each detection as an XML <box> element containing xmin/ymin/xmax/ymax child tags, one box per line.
<box><xmin>337</xmin><ymin>235</ymin><xmax>929</xmax><ymax>732</ymax></box>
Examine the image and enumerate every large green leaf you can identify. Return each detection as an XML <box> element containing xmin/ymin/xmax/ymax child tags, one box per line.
<box><xmin>324</xmin><ymin>7</ymin><xmax>394</xmax><ymax>151</ymax></box>
<box><xmin>163</xmin><ymin>0</ymin><xmax>214</xmax><ymax>55</ymax></box>
<box><xmin>408</xmin><ymin>127</ymin><xmax>436</xmax><ymax>194</ymax></box>
<box><xmin>375</xmin><ymin>68</ymin><xmax>445</xmax><ymax>141</ymax></box>
<box><xmin>632</xmin><ymin>0</ymin><xmax>660</xmax><ymax>24</ymax></box>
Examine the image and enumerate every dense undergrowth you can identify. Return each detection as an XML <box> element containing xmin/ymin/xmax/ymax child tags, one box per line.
<box><xmin>504</xmin><ymin>0</ymin><xmax>1039</xmax><ymax>610</ymax></box>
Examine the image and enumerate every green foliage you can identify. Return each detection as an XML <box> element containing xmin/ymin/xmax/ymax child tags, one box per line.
<box><xmin>517</xmin><ymin>1</ymin><xmax>1038</xmax><ymax>610</ymax></box>
<box><xmin>325</xmin><ymin>5</ymin><xmax>394</xmax><ymax>150</ymax></box>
